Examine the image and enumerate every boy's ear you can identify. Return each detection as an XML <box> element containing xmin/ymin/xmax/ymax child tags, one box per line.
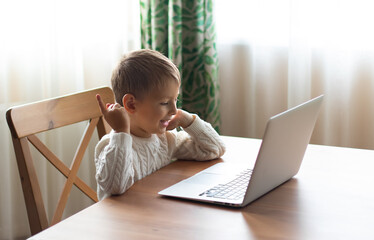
<box><xmin>122</xmin><ymin>94</ymin><xmax>136</xmax><ymax>113</ymax></box>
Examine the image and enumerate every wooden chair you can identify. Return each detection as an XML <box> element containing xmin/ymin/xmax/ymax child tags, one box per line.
<box><xmin>6</xmin><ymin>87</ymin><xmax>114</xmax><ymax>235</ymax></box>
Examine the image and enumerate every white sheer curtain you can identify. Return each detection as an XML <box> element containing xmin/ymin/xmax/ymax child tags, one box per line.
<box><xmin>216</xmin><ymin>0</ymin><xmax>374</xmax><ymax>149</ymax></box>
<box><xmin>0</xmin><ymin>0</ymin><xmax>140</xmax><ymax>239</ymax></box>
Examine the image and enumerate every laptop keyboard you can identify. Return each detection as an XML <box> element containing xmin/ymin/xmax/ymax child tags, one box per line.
<box><xmin>199</xmin><ymin>169</ymin><xmax>253</xmax><ymax>200</ymax></box>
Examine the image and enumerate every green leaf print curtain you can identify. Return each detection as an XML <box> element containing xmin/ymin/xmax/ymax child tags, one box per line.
<box><xmin>140</xmin><ymin>0</ymin><xmax>220</xmax><ymax>132</ymax></box>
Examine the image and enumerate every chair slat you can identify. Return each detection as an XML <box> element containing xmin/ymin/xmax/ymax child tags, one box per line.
<box><xmin>28</xmin><ymin>135</ymin><xmax>68</xmax><ymax>175</ymax></box>
<box><xmin>7</xmin><ymin>87</ymin><xmax>114</xmax><ymax>138</ymax></box>
<box><xmin>27</xmin><ymin>134</ymin><xmax>98</xmax><ymax>202</ymax></box>
<box><xmin>97</xmin><ymin>116</ymin><xmax>111</xmax><ymax>139</ymax></box>
<box><xmin>51</xmin><ymin>117</ymin><xmax>99</xmax><ymax>225</ymax></box>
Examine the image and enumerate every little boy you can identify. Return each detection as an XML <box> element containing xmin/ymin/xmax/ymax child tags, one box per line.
<box><xmin>95</xmin><ymin>49</ymin><xmax>225</xmax><ymax>200</ymax></box>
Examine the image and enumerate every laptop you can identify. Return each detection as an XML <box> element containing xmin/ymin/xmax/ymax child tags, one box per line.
<box><xmin>158</xmin><ymin>95</ymin><xmax>324</xmax><ymax>207</ymax></box>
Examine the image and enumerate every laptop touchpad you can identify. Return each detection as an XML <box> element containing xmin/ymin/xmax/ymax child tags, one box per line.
<box><xmin>182</xmin><ymin>172</ymin><xmax>234</xmax><ymax>186</ymax></box>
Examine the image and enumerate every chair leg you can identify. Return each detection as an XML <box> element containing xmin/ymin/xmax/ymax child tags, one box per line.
<box><xmin>12</xmin><ymin>137</ymin><xmax>49</xmax><ymax>235</ymax></box>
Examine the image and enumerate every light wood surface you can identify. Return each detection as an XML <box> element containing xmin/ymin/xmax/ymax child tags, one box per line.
<box><xmin>29</xmin><ymin>136</ymin><xmax>374</xmax><ymax>240</ymax></box>
<box><xmin>6</xmin><ymin>87</ymin><xmax>114</xmax><ymax>235</ymax></box>
<box><xmin>7</xmin><ymin>87</ymin><xmax>114</xmax><ymax>138</ymax></box>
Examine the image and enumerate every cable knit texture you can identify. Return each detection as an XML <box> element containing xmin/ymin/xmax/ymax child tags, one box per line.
<box><xmin>94</xmin><ymin>115</ymin><xmax>226</xmax><ymax>200</ymax></box>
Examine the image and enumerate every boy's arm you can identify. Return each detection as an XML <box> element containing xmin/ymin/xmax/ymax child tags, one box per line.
<box><xmin>171</xmin><ymin>113</ymin><xmax>226</xmax><ymax>161</ymax></box>
<box><xmin>94</xmin><ymin>132</ymin><xmax>135</xmax><ymax>200</ymax></box>
<box><xmin>166</xmin><ymin>109</ymin><xmax>195</xmax><ymax>130</ymax></box>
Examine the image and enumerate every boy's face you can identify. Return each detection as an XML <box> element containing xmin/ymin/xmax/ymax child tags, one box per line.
<box><xmin>130</xmin><ymin>79</ymin><xmax>179</xmax><ymax>138</ymax></box>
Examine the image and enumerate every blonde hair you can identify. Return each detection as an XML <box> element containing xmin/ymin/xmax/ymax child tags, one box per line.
<box><xmin>111</xmin><ymin>49</ymin><xmax>181</xmax><ymax>106</ymax></box>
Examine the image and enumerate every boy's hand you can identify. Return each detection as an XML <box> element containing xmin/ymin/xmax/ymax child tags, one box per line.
<box><xmin>166</xmin><ymin>109</ymin><xmax>195</xmax><ymax>130</ymax></box>
<box><xmin>96</xmin><ymin>94</ymin><xmax>130</xmax><ymax>133</ymax></box>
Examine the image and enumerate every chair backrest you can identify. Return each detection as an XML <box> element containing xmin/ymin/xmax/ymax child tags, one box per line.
<box><xmin>6</xmin><ymin>87</ymin><xmax>114</xmax><ymax>235</ymax></box>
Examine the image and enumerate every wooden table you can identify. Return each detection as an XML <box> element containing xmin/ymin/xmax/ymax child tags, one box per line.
<box><xmin>29</xmin><ymin>136</ymin><xmax>374</xmax><ymax>240</ymax></box>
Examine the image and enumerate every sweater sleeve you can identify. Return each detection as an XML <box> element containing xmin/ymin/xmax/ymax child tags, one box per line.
<box><xmin>172</xmin><ymin>115</ymin><xmax>226</xmax><ymax>161</ymax></box>
<box><xmin>94</xmin><ymin>131</ymin><xmax>135</xmax><ymax>200</ymax></box>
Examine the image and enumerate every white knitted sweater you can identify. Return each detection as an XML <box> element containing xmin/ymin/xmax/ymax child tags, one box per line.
<box><xmin>94</xmin><ymin>116</ymin><xmax>226</xmax><ymax>200</ymax></box>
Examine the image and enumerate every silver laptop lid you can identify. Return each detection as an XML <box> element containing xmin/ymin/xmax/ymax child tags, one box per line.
<box><xmin>242</xmin><ymin>95</ymin><xmax>324</xmax><ymax>206</ymax></box>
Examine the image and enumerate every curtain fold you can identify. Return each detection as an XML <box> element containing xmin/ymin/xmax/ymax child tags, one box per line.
<box><xmin>216</xmin><ymin>0</ymin><xmax>374</xmax><ymax>150</ymax></box>
<box><xmin>140</xmin><ymin>0</ymin><xmax>221</xmax><ymax>131</ymax></box>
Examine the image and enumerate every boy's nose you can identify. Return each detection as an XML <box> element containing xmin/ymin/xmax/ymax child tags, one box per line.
<box><xmin>169</xmin><ymin>102</ymin><xmax>177</xmax><ymax>115</ymax></box>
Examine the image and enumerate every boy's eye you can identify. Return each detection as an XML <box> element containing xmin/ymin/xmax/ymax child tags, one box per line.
<box><xmin>160</xmin><ymin>99</ymin><xmax>178</xmax><ymax>106</ymax></box>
